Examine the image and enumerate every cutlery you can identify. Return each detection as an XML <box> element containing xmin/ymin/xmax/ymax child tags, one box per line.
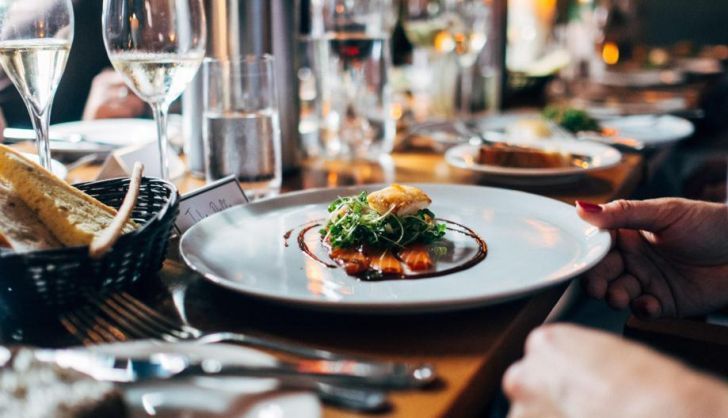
<box><xmin>35</xmin><ymin>349</ymin><xmax>388</xmax><ymax>412</ymax></box>
<box><xmin>60</xmin><ymin>292</ymin><xmax>436</xmax><ymax>390</ymax></box>
<box><xmin>3</xmin><ymin>127</ymin><xmax>115</xmax><ymax>147</ymax></box>
<box><xmin>64</xmin><ymin>153</ymin><xmax>101</xmax><ymax>172</ymax></box>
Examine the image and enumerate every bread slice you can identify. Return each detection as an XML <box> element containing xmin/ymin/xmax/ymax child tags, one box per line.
<box><xmin>0</xmin><ymin>182</ymin><xmax>62</xmax><ymax>252</ymax></box>
<box><xmin>0</xmin><ymin>145</ymin><xmax>136</xmax><ymax>247</ymax></box>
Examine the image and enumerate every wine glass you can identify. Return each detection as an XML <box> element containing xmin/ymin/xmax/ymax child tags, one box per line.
<box><xmin>444</xmin><ymin>0</ymin><xmax>490</xmax><ymax>116</ymax></box>
<box><xmin>0</xmin><ymin>0</ymin><xmax>74</xmax><ymax>171</ymax></box>
<box><xmin>401</xmin><ymin>0</ymin><xmax>447</xmax><ymax>95</ymax></box>
<box><xmin>102</xmin><ymin>0</ymin><xmax>206</xmax><ymax>179</ymax></box>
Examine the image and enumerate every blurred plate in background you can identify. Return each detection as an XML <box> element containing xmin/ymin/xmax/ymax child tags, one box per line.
<box><xmin>600</xmin><ymin>115</ymin><xmax>694</xmax><ymax>147</ymax></box>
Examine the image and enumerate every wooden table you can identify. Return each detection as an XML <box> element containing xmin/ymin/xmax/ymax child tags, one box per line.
<box><xmin>45</xmin><ymin>150</ymin><xmax>645</xmax><ymax>417</ymax></box>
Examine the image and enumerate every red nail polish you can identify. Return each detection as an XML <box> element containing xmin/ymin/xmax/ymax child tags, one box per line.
<box><xmin>576</xmin><ymin>201</ymin><xmax>602</xmax><ymax>213</ymax></box>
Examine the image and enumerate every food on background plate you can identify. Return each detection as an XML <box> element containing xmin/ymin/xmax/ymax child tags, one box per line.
<box><xmin>0</xmin><ymin>348</ymin><xmax>127</xmax><ymax>418</ymax></box>
<box><xmin>478</xmin><ymin>143</ymin><xmax>577</xmax><ymax>169</ymax></box>
<box><xmin>310</xmin><ymin>184</ymin><xmax>487</xmax><ymax>280</ymax></box>
<box><xmin>542</xmin><ymin>105</ymin><xmax>601</xmax><ymax>134</ymax></box>
<box><xmin>0</xmin><ymin>144</ymin><xmax>137</xmax><ymax>252</ymax></box>
<box><xmin>505</xmin><ymin>118</ymin><xmax>553</xmax><ymax>140</ymax></box>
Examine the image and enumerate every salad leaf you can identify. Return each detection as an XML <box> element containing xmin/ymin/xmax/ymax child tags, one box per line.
<box><xmin>543</xmin><ymin>106</ymin><xmax>600</xmax><ymax>133</ymax></box>
<box><xmin>320</xmin><ymin>191</ymin><xmax>446</xmax><ymax>250</ymax></box>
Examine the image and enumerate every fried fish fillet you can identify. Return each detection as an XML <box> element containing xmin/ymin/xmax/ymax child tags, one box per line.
<box><xmin>367</xmin><ymin>184</ymin><xmax>432</xmax><ymax>216</ymax></box>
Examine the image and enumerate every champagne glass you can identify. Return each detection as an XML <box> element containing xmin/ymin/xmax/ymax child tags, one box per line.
<box><xmin>0</xmin><ymin>0</ymin><xmax>74</xmax><ymax>171</ymax></box>
<box><xmin>402</xmin><ymin>0</ymin><xmax>447</xmax><ymax>52</ymax></box>
<box><xmin>444</xmin><ymin>0</ymin><xmax>489</xmax><ymax>115</ymax></box>
<box><xmin>102</xmin><ymin>0</ymin><xmax>206</xmax><ymax>179</ymax></box>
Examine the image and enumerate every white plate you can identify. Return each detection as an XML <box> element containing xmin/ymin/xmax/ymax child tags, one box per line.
<box><xmin>600</xmin><ymin>115</ymin><xmax>694</xmax><ymax>147</ymax></box>
<box><xmin>50</xmin><ymin>117</ymin><xmax>182</xmax><ymax>148</ymax></box>
<box><xmin>180</xmin><ymin>184</ymin><xmax>611</xmax><ymax>313</ymax></box>
<box><xmin>22</xmin><ymin>153</ymin><xmax>67</xmax><ymax>179</ymax></box>
<box><xmin>89</xmin><ymin>341</ymin><xmax>321</xmax><ymax>418</ymax></box>
<box><xmin>445</xmin><ymin>139</ymin><xmax>622</xmax><ymax>181</ymax></box>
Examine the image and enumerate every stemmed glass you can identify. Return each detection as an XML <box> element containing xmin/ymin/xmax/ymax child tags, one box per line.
<box><xmin>102</xmin><ymin>0</ymin><xmax>206</xmax><ymax>179</ymax></box>
<box><xmin>401</xmin><ymin>0</ymin><xmax>447</xmax><ymax>100</ymax></box>
<box><xmin>0</xmin><ymin>0</ymin><xmax>74</xmax><ymax>171</ymax></box>
<box><xmin>444</xmin><ymin>0</ymin><xmax>490</xmax><ymax>116</ymax></box>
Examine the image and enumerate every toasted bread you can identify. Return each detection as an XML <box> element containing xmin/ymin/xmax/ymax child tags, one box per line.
<box><xmin>0</xmin><ymin>145</ymin><xmax>136</xmax><ymax>247</ymax></box>
<box><xmin>0</xmin><ymin>182</ymin><xmax>62</xmax><ymax>252</ymax></box>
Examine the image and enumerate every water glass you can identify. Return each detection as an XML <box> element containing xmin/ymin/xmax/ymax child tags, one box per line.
<box><xmin>299</xmin><ymin>0</ymin><xmax>397</xmax><ymax>161</ymax></box>
<box><xmin>203</xmin><ymin>56</ymin><xmax>282</xmax><ymax>200</ymax></box>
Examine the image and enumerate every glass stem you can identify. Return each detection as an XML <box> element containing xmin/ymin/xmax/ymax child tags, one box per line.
<box><xmin>151</xmin><ymin>102</ymin><xmax>171</xmax><ymax>180</ymax></box>
<box><xmin>28</xmin><ymin>107</ymin><xmax>52</xmax><ymax>171</ymax></box>
<box><xmin>459</xmin><ymin>64</ymin><xmax>474</xmax><ymax>117</ymax></box>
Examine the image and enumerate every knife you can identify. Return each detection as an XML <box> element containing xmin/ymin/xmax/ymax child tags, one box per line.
<box><xmin>37</xmin><ymin>349</ymin><xmax>435</xmax><ymax>388</ymax></box>
<box><xmin>34</xmin><ymin>349</ymin><xmax>392</xmax><ymax>411</ymax></box>
<box><xmin>3</xmin><ymin>127</ymin><xmax>117</xmax><ymax>150</ymax></box>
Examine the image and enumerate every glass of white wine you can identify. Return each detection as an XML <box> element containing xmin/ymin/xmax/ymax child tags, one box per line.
<box><xmin>444</xmin><ymin>0</ymin><xmax>490</xmax><ymax>116</ymax></box>
<box><xmin>102</xmin><ymin>0</ymin><xmax>206</xmax><ymax>179</ymax></box>
<box><xmin>0</xmin><ymin>0</ymin><xmax>74</xmax><ymax>171</ymax></box>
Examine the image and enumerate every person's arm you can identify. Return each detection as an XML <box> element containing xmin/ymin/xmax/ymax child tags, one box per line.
<box><xmin>82</xmin><ymin>69</ymin><xmax>146</xmax><ymax>120</ymax></box>
<box><xmin>503</xmin><ymin>324</ymin><xmax>728</xmax><ymax>418</ymax></box>
<box><xmin>575</xmin><ymin>198</ymin><xmax>728</xmax><ymax>318</ymax></box>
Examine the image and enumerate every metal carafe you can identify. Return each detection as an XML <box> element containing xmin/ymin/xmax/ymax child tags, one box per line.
<box><xmin>183</xmin><ymin>0</ymin><xmax>301</xmax><ymax>175</ymax></box>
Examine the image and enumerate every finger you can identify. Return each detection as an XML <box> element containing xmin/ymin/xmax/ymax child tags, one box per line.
<box><xmin>605</xmin><ymin>273</ymin><xmax>642</xmax><ymax>310</ymax></box>
<box><xmin>576</xmin><ymin>198</ymin><xmax>687</xmax><ymax>233</ymax></box>
<box><xmin>631</xmin><ymin>294</ymin><xmax>663</xmax><ymax>319</ymax></box>
<box><xmin>524</xmin><ymin>326</ymin><xmax>555</xmax><ymax>355</ymax></box>
<box><xmin>502</xmin><ymin>361</ymin><xmax>528</xmax><ymax>400</ymax></box>
<box><xmin>582</xmin><ymin>250</ymin><xmax>624</xmax><ymax>299</ymax></box>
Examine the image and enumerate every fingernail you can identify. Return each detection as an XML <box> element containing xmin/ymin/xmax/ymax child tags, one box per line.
<box><xmin>576</xmin><ymin>200</ymin><xmax>602</xmax><ymax>213</ymax></box>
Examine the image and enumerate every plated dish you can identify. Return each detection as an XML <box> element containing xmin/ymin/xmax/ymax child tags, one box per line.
<box><xmin>307</xmin><ymin>184</ymin><xmax>487</xmax><ymax>280</ymax></box>
<box><xmin>445</xmin><ymin>139</ymin><xmax>622</xmax><ymax>184</ymax></box>
<box><xmin>180</xmin><ymin>184</ymin><xmax>611</xmax><ymax>313</ymax></box>
<box><xmin>598</xmin><ymin>115</ymin><xmax>695</xmax><ymax>147</ymax></box>
<box><xmin>50</xmin><ymin>117</ymin><xmax>182</xmax><ymax>148</ymax></box>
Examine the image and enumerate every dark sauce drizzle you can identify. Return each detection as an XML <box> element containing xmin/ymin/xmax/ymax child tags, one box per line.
<box><xmin>290</xmin><ymin>219</ymin><xmax>488</xmax><ymax>281</ymax></box>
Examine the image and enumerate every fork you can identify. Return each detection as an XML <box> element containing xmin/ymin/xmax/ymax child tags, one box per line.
<box><xmin>60</xmin><ymin>299</ymin><xmax>391</xmax><ymax>412</ymax></box>
<box><xmin>60</xmin><ymin>292</ymin><xmax>435</xmax><ymax>389</ymax></box>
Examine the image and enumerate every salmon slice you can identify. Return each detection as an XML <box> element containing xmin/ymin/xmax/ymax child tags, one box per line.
<box><xmin>330</xmin><ymin>247</ymin><xmax>370</xmax><ymax>275</ymax></box>
<box><xmin>398</xmin><ymin>245</ymin><xmax>433</xmax><ymax>271</ymax></box>
<box><xmin>369</xmin><ymin>250</ymin><xmax>404</xmax><ymax>275</ymax></box>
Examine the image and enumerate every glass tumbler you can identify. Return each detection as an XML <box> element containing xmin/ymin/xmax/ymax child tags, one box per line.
<box><xmin>300</xmin><ymin>0</ymin><xmax>397</xmax><ymax>160</ymax></box>
<box><xmin>203</xmin><ymin>55</ymin><xmax>282</xmax><ymax>200</ymax></box>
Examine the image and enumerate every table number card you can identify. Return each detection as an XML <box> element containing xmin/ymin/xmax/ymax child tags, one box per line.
<box><xmin>175</xmin><ymin>175</ymin><xmax>248</xmax><ymax>234</ymax></box>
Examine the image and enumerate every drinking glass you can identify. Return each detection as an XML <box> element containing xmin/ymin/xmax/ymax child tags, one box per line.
<box><xmin>0</xmin><ymin>0</ymin><xmax>74</xmax><ymax>171</ymax></box>
<box><xmin>203</xmin><ymin>56</ymin><xmax>282</xmax><ymax>200</ymax></box>
<box><xmin>401</xmin><ymin>0</ymin><xmax>453</xmax><ymax>118</ymax></box>
<box><xmin>444</xmin><ymin>0</ymin><xmax>490</xmax><ymax>115</ymax></box>
<box><xmin>102</xmin><ymin>0</ymin><xmax>206</xmax><ymax>179</ymax></box>
<box><xmin>302</xmin><ymin>0</ymin><xmax>397</xmax><ymax>160</ymax></box>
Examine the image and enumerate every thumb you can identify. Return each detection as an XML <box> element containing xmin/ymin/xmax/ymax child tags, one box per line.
<box><xmin>576</xmin><ymin>198</ymin><xmax>685</xmax><ymax>232</ymax></box>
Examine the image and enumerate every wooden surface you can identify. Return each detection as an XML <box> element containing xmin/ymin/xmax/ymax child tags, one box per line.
<box><xmin>61</xmin><ymin>150</ymin><xmax>644</xmax><ymax>417</ymax></box>
<box><xmin>65</xmin><ymin>151</ymin><xmax>644</xmax><ymax>417</ymax></box>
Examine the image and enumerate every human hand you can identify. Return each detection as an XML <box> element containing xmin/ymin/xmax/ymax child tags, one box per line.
<box><xmin>503</xmin><ymin>324</ymin><xmax>728</xmax><ymax>418</ymax></box>
<box><xmin>82</xmin><ymin>69</ymin><xmax>146</xmax><ymax>120</ymax></box>
<box><xmin>576</xmin><ymin>198</ymin><xmax>728</xmax><ymax>318</ymax></box>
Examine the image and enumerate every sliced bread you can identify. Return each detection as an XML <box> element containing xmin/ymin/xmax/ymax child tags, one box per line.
<box><xmin>0</xmin><ymin>182</ymin><xmax>62</xmax><ymax>252</ymax></box>
<box><xmin>0</xmin><ymin>145</ymin><xmax>136</xmax><ymax>247</ymax></box>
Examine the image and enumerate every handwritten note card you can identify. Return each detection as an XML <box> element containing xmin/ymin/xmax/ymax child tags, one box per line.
<box><xmin>175</xmin><ymin>175</ymin><xmax>248</xmax><ymax>234</ymax></box>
